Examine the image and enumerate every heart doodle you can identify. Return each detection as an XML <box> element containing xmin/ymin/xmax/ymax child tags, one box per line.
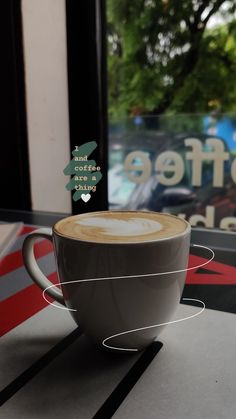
<box><xmin>81</xmin><ymin>193</ymin><xmax>91</xmax><ymax>203</ymax></box>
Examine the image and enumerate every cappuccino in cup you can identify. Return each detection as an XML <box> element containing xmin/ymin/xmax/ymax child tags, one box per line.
<box><xmin>54</xmin><ymin>211</ymin><xmax>187</xmax><ymax>243</ymax></box>
<box><xmin>23</xmin><ymin>211</ymin><xmax>190</xmax><ymax>351</ymax></box>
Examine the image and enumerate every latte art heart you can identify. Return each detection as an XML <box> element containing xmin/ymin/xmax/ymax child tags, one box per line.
<box><xmin>77</xmin><ymin>217</ymin><xmax>163</xmax><ymax>236</ymax></box>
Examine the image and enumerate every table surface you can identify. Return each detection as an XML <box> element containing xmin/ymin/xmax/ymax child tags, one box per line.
<box><xmin>1</xmin><ymin>209</ymin><xmax>236</xmax><ymax>418</ymax></box>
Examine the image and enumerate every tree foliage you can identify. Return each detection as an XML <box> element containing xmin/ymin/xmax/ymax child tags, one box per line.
<box><xmin>107</xmin><ymin>0</ymin><xmax>236</xmax><ymax>119</ymax></box>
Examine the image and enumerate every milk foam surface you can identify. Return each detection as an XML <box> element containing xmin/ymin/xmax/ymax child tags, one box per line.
<box><xmin>54</xmin><ymin>211</ymin><xmax>188</xmax><ymax>243</ymax></box>
<box><xmin>77</xmin><ymin>217</ymin><xmax>163</xmax><ymax>236</ymax></box>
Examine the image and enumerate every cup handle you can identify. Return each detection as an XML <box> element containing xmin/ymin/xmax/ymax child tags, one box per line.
<box><xmin>22</xmin><ymin>228</ymin><xmax>65</xmax><ymax>306</ymax></box>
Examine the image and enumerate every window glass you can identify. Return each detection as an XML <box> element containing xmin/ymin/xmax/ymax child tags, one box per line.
<box><xmin>107</xmin><ymin>2</ymin><xmax>236</xmax><ymax>231</ymax></box>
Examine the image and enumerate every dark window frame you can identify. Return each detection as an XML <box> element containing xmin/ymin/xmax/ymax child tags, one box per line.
<box><xmin>0</xmin><ymin>0</ymin><xmax>31</xmax><ymax>210</ymax></box>
<box><xmin>66</xmin><ymin>0</ymin><xmax>108</xmax><ymax>214</ymax></box>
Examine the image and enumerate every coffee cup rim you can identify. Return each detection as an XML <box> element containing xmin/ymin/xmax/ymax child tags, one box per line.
<box><xmin>52</xmin><ymin>210</ymin><xmax>191</xmax><ymax>245</ymax></box>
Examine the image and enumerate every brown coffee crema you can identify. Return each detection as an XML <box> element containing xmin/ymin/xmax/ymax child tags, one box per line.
<box><xmin>54</xmin><ymin>211</ymin><xmax>188</xmax><ymax>243</ymax></box>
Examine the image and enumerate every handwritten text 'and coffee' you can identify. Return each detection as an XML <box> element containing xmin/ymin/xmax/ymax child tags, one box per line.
<box><xmin>63</xmin><ymin>141</ymin><xmax>102</xmax><ymax>202</ymax></box>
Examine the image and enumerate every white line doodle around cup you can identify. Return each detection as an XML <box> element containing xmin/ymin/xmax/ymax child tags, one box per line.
<box><xmin>42</xmin><ymin>244</ymin><xmax>214</xmax><ymax>351</ymax></box>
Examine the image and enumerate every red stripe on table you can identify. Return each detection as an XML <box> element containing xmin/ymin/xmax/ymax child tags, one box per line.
<box><xmin>19</xmin><ymin>226</ymin><xmax>37</xmax><ymax>235</ymax></box>
<box><xmin>186</xmin><ymin>254</ymin><xmax>236</xmax><ymax>285</ymax></box>
<box><xmin>188</xmin><ymin>254</ymin><xmax>236</xmax><ymax>275</ymax></box>
<box><xmin>0</xmin><ymin>240</ymin><xmax>54</xmax><ymax>277</ymax></box>
<box><xmin>186</xmin><ymin>273</ymin><xmax>236</xmax><ymax>285</ymax></box>
<box><xmin>0</xmin><ymin>271</ymin><xmax>59</xmax><ymax>337</ymax></box>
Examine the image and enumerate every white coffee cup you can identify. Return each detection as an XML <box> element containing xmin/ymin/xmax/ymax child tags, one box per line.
<box><xmin>22</xmin><ymin>211</ymin><xmax>191</xmax><ymax>352</ymax></box>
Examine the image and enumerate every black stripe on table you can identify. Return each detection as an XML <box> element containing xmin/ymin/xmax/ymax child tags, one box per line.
<box><xmin>93</xmin><ymin>341</ymin><xmax>163</xmax><ymax>419</ymax></box>
<box><xmin>0</xmin><ymin>327</ymin><xmax>82</xmax><ymax>406</ymax></box>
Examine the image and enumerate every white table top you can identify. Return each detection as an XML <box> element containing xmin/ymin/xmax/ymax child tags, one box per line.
<box><xmin>1</xmin><ymin>303</ymin><xmax>236</xmax><ymax>419</ymax></box>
